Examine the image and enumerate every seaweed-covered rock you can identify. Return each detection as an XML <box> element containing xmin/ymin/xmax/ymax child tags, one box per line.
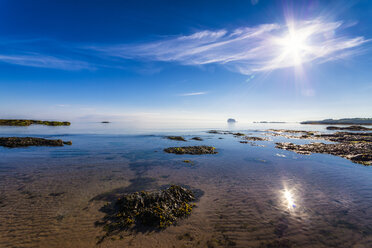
<box><xmin>164</xmin><ymin>146</ymin><xmax>217</xmax><ymax>155</ymax></box>
<box><xmin>242</xmin><ymin>136</ymin><xmax>269</xmax><ymax>141</ymax></box>
<box><xmin>98</xmin><ymin>185</ymin><xmax>195</xmax><ymax>240</ymax></box>
<box><xmin>191</xmin><ymin>137</ymin><xmax>203</xmax><ymax>141</ymax></box>
<box><xmin>0</xmin><ymin>137</ymin><xmax>71</xmax><ymax>148</ymax></box>
<box><xmin>0</xmin><ymin>119</ymin><xmax>70</xmax><ymax>126</ymax></box>
<box><xmin>276</xmin><ymin>142</ymin><xmax>372</xmax><ymax>165</ymax></box>
<box><xmin>206</xmin><ymin>130</ymin><xmax>232</xmax><ymax>135</ymax></box>
<box><xmin>326</xmin><ymin>125</ymin><xmax>372</xmax><ymax>131</ymax></box>
<box><xmin>233</xmin><ymin>132</ymin><xmax>245</xmax><ymax>136</ymax></box>
<box><xmin>317</xmin><ymin>132</ymin><xmax>372</xmax><ymax>143</ymax></box>
<box><xmin>166</xmin><ymin>136</ymin><xmax>187</xmax><ymax>141</ymax></box>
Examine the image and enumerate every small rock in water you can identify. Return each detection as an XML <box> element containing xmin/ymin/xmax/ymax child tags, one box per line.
<box><xmin>166</xmin><ymin>136</ymin><xmax>187</xmax><ymax>141</ymax></box>
<box><xmin>164</xmin><ymin>146</ymin><xmax>217</xmax><ymax>155</ymax></box>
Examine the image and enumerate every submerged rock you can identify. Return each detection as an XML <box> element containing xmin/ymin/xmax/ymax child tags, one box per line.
<box><xmin>0</xmin><ymin>119</ymin><xmax>70</xmax><ymax>126</ymax></box>
<box><xmin>0</xmin><ymin>137</ymin><xmax>72</xmax><ymax>148</ymax></box>
<box><xmin>97</xmin><ymin>185</ymin><xmax>195</xmax><ymax>241</ymax></box>
<box><xmin>166</xmin><ymin>136</ymin><xmax>187</xmax><ymax>141</ymax></box>
<box><xmin>182</xmin><ymin>160</ymin><xmax>194</xmax><ymax>165</ymax></box>
<box><xmin>164</xmin><ymin>146</ymin><xmax>217</xmax><ymax>155</ymax></box>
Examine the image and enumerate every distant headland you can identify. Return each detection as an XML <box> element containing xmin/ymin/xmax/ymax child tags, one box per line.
<box><xmin>301</xmin><ymin>118</ymin><xmax>372</xmax><ymax>125</ymax></box>
<box><xmin>0</xmin><ymin>119</ymin><xmax>71</xmax><ymax>126</ymax></box>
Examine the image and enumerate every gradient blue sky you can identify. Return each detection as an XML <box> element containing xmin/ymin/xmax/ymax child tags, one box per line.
<box><xmin>1</xmin><ymin>0</ymin><xmax>371</xmax><ymax>123</ymax></box>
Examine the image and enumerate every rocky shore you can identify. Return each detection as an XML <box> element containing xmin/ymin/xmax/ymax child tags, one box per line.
<box><xmin>0</xmin><ymin>137</ymin><xmax>72</xmax><ymax>148</ymax></box>
<box><xmin>275</xmin><ymin>131</ymin><xmax>372</xmax><ymax>165</ymax></box>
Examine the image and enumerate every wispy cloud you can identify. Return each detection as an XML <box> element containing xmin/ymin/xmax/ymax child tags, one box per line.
<box><xmin>179</xmin><ymin>92</ymin><xmax>207</xmax><ymax>96</ymax></box>
<box><xmin>0</xmin><ymin>53</ymin><xmax>93</xmax><ymax>70</ymax></box>
<box><xmin>1</xmin><ymin>18</ymin><xmax>368</xmax><ymax>73</ymax></box>
<box><xmin>95</xmin><ymin>18</ymin><xmax>369</xmax><ymax>74</ymax></box>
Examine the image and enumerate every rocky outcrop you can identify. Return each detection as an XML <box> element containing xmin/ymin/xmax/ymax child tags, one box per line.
<box><xmin>0</xmin><ymin>119</ymin><xmax>70</xmax><ymax>126</ymax></box>
<box><xmin>0</xmin><ymin>137</ymin><xmax>72</xmax><ymax>148</ymax></box>
<box><xmin>276</xmin><ymin>141</ymin><xmax>372</xmax><ymax>166</ymax></box>
<box><xmin>326</xmin><ymin>125</ymin><xmax>372</xmax><ymax>131</ymax></box>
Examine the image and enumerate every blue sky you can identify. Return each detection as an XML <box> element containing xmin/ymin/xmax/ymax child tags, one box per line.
<box><xmin>1</xmin><ymin>0</ymin><xmax>371</xmax><ymax>123</ymax></box>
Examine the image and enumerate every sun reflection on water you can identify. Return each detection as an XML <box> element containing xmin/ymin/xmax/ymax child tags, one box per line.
<box><xmin>283</xmin><ymin>189</ymin><xmax>296</xmax><ymax>210</ymax></box>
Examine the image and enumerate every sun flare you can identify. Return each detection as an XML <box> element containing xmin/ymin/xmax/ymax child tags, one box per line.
<box><xmin>277</xmin><ymin>25</ymin><xmax>310</xmax><ymax>66</ymax></box>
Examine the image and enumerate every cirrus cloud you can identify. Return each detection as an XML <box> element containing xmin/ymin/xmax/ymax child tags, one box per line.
<box><xmin>93</xmin><ymin>18</ymin><xmax>369</xmax><ymax>74</ymax></box>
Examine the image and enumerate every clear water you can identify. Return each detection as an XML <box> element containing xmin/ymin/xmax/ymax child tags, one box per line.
<box><xmin>0</xmin><ymin>122</ymin><xmax>371</xmax><ymax>248</ymax></box>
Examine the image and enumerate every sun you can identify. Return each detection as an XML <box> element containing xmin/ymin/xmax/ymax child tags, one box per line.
<box><xmin>276</xmin><ymin>25</ymin><xmax>310</xmax><ymax>66</ymax></box>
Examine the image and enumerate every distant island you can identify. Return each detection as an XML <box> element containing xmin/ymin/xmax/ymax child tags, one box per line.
<box><xmin>254</xmin><ymin>121</ymin><xmax>286</xmax><ymax>123</ymax></box>
<box><xmin>301</xmin><ymin>118</ymin><xmax>372</xmax><ymax>125</ymax></box>
<box><xmin>227</xmin><ymin>118</ymin><xmax>236</xmax><ymax>123</ymax></box>
<box><xmin>0</xmin><ymin>119</ymin><xmax>71</xmax><ymax>126</ymax></box>
<box><xmin>101</xmin><ymin>121</ymin><xmax>110</xmax><ymax>123</ymax></box>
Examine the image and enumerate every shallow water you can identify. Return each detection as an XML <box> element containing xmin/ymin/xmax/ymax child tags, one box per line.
<box><xmin>0</xmin><ymin>123</ymin><xmax>372</xmax><ymax>247</ymax></box>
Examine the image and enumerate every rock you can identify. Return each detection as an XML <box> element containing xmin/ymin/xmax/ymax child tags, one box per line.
<box><xmin>166</xmin><ymin>136</ymin><xmax>187</xmax><ymax>141</ymax></box>
<box><xmin>0</xmin><ymin>137</ymin><xmax>72</xmax><ymax>148</ymax></box>
<box><xmin>101</xmin><ymin>121</ymin><xmax>110</xmax><ymax>123</ymax></box>
<box><xmin>227</xmin><ymin>118</ymin><xmax>236</xmax><ymax>123</ymax></box>
<box><xmin>164</xmin><ymin>146</ymin><xmax>217</xmax><ymax>155</ymax></box>
<box><xmin>242</xmin><ymin>136</ymin><xmax>269</xmax><ymax>141</ymax></box>
<box><xmin>191</xmin><ymin>137</ymin><xmax>203</xmax><ymax>141</ymax></box>
<box><xmin>233</xmin><ymin>132</ymin><xmax>245</xmax><ymax>136</ymax></box>
<box><xmin>273</xmin><ymin>130</ymin><xmax>372</xmax><ymax>165</ymax></box>
<box><xmin>206</xmin><ymin>130</ymin><xmax>232</xmax><ymax>135</ymax></box>
<box><xmin>0</xmin><ymin>119</ymin><xmax>70</xmax><ymax>126</ymax></box>
<box><xmin>326</xmin><ymin>125</ymin><xmax>372</xmax><ymax>131</ymax></box>
<box><xmin>99</xmin><ymin>185</ymin><xmax>195</xmax><ymax>239</ymax></box>
<box><xmin>275</xmin><ymin>142</ymin><xmax>372</xmax><ymax>165</ymax></box>
<box><xmin>317</xmin><ymin>132</ymin><xmax>372</xmax><ymax>143</ymax></box>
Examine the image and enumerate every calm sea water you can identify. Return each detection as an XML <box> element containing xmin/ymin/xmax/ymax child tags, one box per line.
<box><xmin>0</xmin><ymin>122</ymin><xmax>371</xmax><ymax>248</ymax></box>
